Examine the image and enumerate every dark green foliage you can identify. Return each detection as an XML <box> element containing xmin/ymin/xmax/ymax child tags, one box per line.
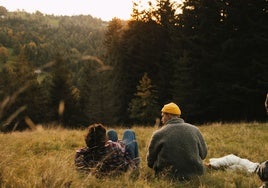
<box><xmin>1</xmin><ymin>0</ymin><xmax>267</xmax><ymax>130</ymax></box>
<box><xmin>0</xmin><ymin>9</ymin><xmax>107</xmax><ymax>130</ymax></box>
<box><xmin>0</xmin><ymin>10</ymin><xmax>105</xmax><ymax>66</ymax></box>
<box><xmin>0</xmin><ymin>59</ymin><xmax>44</xmax><ymax>131</ymax></box>
<box><xmin>174</xmin><ymin>0</ymin><xmax>268</xmax><ymax>122</ymax></box>
<box><xmin>37</xmin><ymin>74</ymin><xmax>54</xmax><ymax>124</ymax></box>
<box><xmin>108</xmin><ymin>0</ymin><xmax>182</xmax><ymax>125</ymax></box>
<box><xmin>128</xmin><ymin>73</ymin><xmax>160</xmax><ymax>125</ymax></box>
<box><xmin>0</xmin><ymin>46</ymin><xmax>9</xmax><ymax>63</ymax></box>
<box><xmin>102</xmin><ymin>18</ymin><xmax>127</xmax><ymax>125</ymax></box>
<box><xmin>49</xmin><ymin>56</ymin><xmax>80</xmax><ymax>127</ymax></box>
<box><xmin>77</xmin><ymin>59</ymin><xmax>103</xmax><ymax>125</ymax></box>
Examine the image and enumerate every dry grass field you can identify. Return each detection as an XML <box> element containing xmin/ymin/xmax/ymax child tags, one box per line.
<box><xmin>0</xmin><ymin>122</ymin><xmax>267</xmax><ymax>188</ymax></box>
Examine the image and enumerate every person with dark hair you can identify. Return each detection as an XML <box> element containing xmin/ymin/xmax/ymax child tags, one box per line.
<box><xmin>74</xmin><ymin>123</ymin><xmax>139</xmax><ymax>177</ymax></box>
<box><xmin>257</xmin><ymin>160</ymin><xmax>268</xmax><ymax>188</ymax></box>
<box><xmin>146</xmin><ymin>102</ymin><xmax>207</xmax><ymax>181</ymax></box>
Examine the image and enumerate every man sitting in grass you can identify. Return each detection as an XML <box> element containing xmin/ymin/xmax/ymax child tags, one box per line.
<box><xmin>146</xmin><ymin>102</ymin><xmax>207</xmax><ymax>181</ymax></box>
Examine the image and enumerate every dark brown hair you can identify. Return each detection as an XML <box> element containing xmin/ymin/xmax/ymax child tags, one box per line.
<box><xmin>84</xmin><ymin>123</ymin><xmax>107</xmax><ymax>148</ymax></box>
<box><xmin>257</xmin><ymin>160</ymin><xmax>268</xmax><ymax>182</ymax></box>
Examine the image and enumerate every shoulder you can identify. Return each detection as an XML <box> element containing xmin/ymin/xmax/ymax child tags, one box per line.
<box><xmin>151</xmin><ymin>126</ymin><xmax>167</xmax><ymax>138</ymax></box>
<box><xmin>182</xmin><ymin>122</ymin><xmax>201</xmax><ymax>131</ymax></box>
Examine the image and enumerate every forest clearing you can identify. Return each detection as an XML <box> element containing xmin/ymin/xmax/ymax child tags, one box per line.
<box><xmin>0</xmin><ymin>3</ymin><xmax>267</xmax><ymax>187</ymax></box>
<box><xmin>1</xmin><ymin>122</ymin><xmax>267</xmax><ymax>187</ymax></box>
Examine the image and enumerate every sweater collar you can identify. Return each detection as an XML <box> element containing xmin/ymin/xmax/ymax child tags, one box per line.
<box><xmin>165</xmin><ymin>117</ymin><xmax>184</xmax><ymax>125</ymax></box>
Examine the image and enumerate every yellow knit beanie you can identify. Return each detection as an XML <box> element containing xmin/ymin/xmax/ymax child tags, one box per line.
<box><xmin>161</xmin><ymin>102</ymin><xmax>181</xmax><ymax>115</ymax></box>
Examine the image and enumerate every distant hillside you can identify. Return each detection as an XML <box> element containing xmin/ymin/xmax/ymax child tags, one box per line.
<box><xmin>0</xmin><ymin>9</ymin><xmax>108</xmax><ymax>68</ymax></box>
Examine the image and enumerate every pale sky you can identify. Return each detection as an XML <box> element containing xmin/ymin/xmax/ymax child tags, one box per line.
<box><xmin>0</xmin><ymin>0</ymin><xmax>183</xmax><ymax>21</ymax></box>
<box><xmin>0</xmin><ymin>0</ymin><xmax>134</xmax><ymax>21</ymax></box>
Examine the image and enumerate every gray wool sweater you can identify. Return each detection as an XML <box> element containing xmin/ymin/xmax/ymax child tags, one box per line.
<box><xmin>146</xmin><ymin>117</ymin><xmax>207</xmax><ymax>178</ymax></box>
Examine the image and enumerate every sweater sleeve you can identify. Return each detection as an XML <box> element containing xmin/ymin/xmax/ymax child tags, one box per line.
<box><xmin>196</xmin><ymin>130</ymin><xmax>207</xmax><ymax>160</ymax></box>
<box><xmin>146</xmin><ymin>131</ymin><xmax>162</xmax><ymax>169</ymax></box>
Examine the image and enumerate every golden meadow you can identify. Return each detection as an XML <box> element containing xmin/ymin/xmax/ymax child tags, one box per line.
<box><xmin>1</xmin><ymin>122</ymin><xmax>267</xmax><ymax>188</ymax></box>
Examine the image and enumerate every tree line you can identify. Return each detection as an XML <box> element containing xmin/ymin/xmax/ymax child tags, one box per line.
<box><xmin>0</xmin><ymin>0</ymin><xmax>267</xmax><ymax>131</ymax></box>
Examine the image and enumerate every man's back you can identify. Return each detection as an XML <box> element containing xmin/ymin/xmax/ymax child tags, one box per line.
<box><xmin>147</xmin><ymin>118</ymin><xmax>207</xmax><ymax>178</ymax></box>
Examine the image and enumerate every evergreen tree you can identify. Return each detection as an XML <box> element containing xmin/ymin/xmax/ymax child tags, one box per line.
<box><xmin>49</xmin><ymin>56</ymin><xmax>80</xmax><ymax>127</ymax></box>
<box><xmin>128</xmin><ymin>72</ymin><xmax>160</xmax><ymax>125</ymax></box>
<box><xmin>0</xmin><ymin>60</ymin><xmax>43</xmax><ymax>131</ymax></box>
<box><xmin>112</xmin><ymin>0</ymin><xmax>181</xmax><ymax>124</ymax></box>
<box><xmin>102</xmin><ymin>18</ymin><xmax>126</xmax><ymax>124</ymax></box>
<box><xmin>37</xmin><ymin>74</ymin><xmax>54</xmax><ymax>124</ymax></box>
<box><xmin>176</xmin><ymin>0</ymin><xmax>268</xmax><ymax>122</ymax></box>
<box><xmin>77</xmin><ymin>55</ymin><xmax>115</xmax><ymax>126</ymax></box>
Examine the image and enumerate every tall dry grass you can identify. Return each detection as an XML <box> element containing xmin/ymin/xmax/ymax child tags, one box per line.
<box><xmin>0</xmin><ymin>122</ymin><xmax>267</xmax><ymax>188</ymax></box>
